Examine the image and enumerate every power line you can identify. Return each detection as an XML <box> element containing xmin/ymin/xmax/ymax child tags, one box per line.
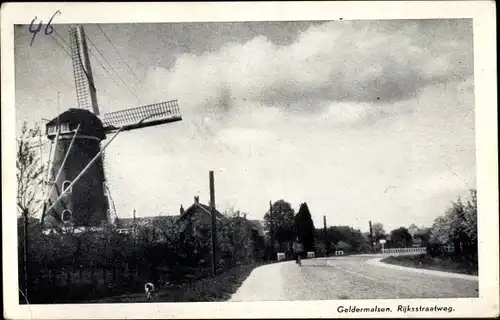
<box><xmin>85</xmin><ymin>34</ymin><xmax>141</xmax><ymax>104</ymax></box>
<box><xmin>49</xmin><ymin>33</ymin><xmax>71</xmax><ymax>57</ymax></box>
<box><xmin>52</xmin><ymin>27</ymin><xmax>71</xmax><ymax>50</ymax></box>
<box><xmin>45</xmin><ymin>33</ymin><xmax>83</xmax><ymax>97</ymax></box>
<box><xmin>55</xmin><ymin>25</ymin><xmax>141</xmax><ymax>105</ymax></box>
<box><xmin>48</xmin><ymin>25</ymin><xmax>144</xmax><ymax>109</ymax></box>
<box><xmin>55</xmin><ymin>27</ymin><xmax>97</xmax><ymax>95</ymax></box>
<box><xmin>49</xmin><ymin>27</ymin><xmax>98</xmax><ymax>93</ymax></box>
<box><xmin>96</xmin><ymin>24</ymin><xmax>144</xmax><ymax>87</ymax></box>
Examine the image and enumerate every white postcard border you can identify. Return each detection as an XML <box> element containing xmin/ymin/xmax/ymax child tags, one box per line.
<box><xmin>1</xmin><ymin>2</ymin><xmax>498</xmax><ymax>319</ymax></box>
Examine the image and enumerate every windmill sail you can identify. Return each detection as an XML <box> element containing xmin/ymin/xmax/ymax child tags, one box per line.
<box><xmin>102</xmin><ymin>100</ymin><xmax>182</xmax><ymax>132</ymax></box>
<box><xmin>69</xmin><ymin>25</ymin><xmax>100</xmax><ymax>115</ymax></box>
<box><xmin>42</xmin><ymin>24</ymin><xmax>183</xmax><ymax>230</ymax></box>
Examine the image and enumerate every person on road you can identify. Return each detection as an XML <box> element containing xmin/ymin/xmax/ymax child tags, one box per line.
<box><xmin>292</xmin><ymin>237</ymin><xmax>304</xmax><ymax>265</ymax></box>
<box><xmin>145</xmin><ymin>282</ymin><xmax>155</xmax><ymax>300</ymax></box>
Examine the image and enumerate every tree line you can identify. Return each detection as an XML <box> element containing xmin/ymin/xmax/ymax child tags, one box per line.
<box><xmin>263</xmin><ymin>189</ymin><xmax>477</xmax><ymax>261</ymax></box>
<box><xmin>263</xmin><ymin>200</ymin><xmax>371</xmax><ymax>255</ymax></box>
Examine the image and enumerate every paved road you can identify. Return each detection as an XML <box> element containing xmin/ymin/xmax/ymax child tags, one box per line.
<box><xmin>230</xmin><ymin>255</ymin><xmax>478</xmax><ymax>301</ymax></box>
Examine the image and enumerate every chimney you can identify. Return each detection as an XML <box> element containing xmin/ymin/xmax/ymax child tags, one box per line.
<box><xmin>180</xmin><ymin>205</ymin><xmax>185</xmax><ymax>215</ymax></box>
<box><xmin>194</xmin><ymin>196</ymin><xmax>199</xmax><ymax>204</ymax></box>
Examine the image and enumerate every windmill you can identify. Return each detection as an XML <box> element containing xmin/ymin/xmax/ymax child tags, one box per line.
<box><xmin>41</xmin><ymin>25</ymin><xmax>182</xmax><ymax>229</ymax></box>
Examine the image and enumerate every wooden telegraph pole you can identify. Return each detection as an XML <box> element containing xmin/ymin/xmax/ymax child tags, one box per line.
<box><xmin>209</xmin><ymin>171</ymin><xmax>217</xmax><ymax>277</ymax></box>
<box><xmin>369</xmin><ymin>220</ymin><xmax>374</xmax><ymax>252</ymax></box>
<box><xmin>323</xmin><ymin>215</ymin><xmax>328</xmax><ymax>257</ymax></box>
<box><xmin>22</xmin><ymin>211</ymin><xmax>29</xmax><ymax>303</ymax></box>
<box><xmin>269</xmin><ymin>201</ymin><xmax>274</xmax><ymax>260</ymax></box>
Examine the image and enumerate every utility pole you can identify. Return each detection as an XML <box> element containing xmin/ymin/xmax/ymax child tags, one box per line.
<box><xmin>22</xmin><ymin>210</ymin><xmax>29</xmax><ymax>303</ymax></box>
<box><xmin>209</xmin><ymin>171</ymin><xmax>217</xmax><ymax>277</ymax></box>
<box><xmin>323</xmin><ymin>215</ymin><xmax>328</xmax><ymax>257</ymax></box>
<box><xmin>369</xmin><ymin>220</ymin><xmax>374</xmax><ymax>252</ymax></box>
<box><xmin>269</xmin><ymin>200</ymin><xmax>274</xmax><ymax>260</ymax></box>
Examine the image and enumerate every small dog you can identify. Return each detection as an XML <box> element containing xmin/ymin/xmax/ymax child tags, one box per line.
<box><xmin>144</xmin><ymin>282</ymin><xmax>155</xmax><ymax>300</ymax></box>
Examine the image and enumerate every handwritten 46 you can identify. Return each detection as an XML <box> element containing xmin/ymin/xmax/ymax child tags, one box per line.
<box><xmin>29</xmin><ymin>10</ymin><xmax>61</xmax><ymax>46</ymax></box>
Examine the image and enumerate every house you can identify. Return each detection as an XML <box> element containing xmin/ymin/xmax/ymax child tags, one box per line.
<box><xmin>408</xmin><ymin>224</ymin><xmax>430</xmax><ymax>247</ymax></box>
<box><xmin>179</xmin><ymin>196</ymin><xmax>225</xmax><ymax>231</ymax></box>
<box><xmin>179</xmin><ymin>196</ymin><xmax>265</xmax><ymax>243</ymax></box>
<box><xmin>408</xmin><ymin>224</ymin><xmax>420</xmax><ymax>236</ymax></box>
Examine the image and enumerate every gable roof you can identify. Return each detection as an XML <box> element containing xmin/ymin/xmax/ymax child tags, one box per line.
<box><xmin>181</xmin><ymin>200</ymin><xmax>224</xmax><ymax>220</ymax></box>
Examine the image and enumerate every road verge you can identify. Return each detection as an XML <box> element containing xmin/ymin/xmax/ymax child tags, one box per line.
<box><xmin>366</xmin><ymin>255</ymin><xmax>478</xmax><ymax>281</ymax></box>
<box><xmin>84</xmin><ymin>262</ymin><xmax>265</xmax><ymax>303</ymax></box>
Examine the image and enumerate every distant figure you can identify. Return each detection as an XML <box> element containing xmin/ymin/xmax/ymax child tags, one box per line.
<box><xmin>292</xmin><ymin>237</ymin><xmax>304</xmax><ymax>266</ymax></box>
<box><xmin>145</xmin><ymin>282</ymin><xmax>155</xmax><ymax>300</ymax></box>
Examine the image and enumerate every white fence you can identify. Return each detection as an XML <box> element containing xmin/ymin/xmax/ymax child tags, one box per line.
<box><xmin>277</xmin><ymin>252</ymin><xmax>286</xmax><ymax>261</ymax></box>
<box><xmin>334</xmin><ymin>250</ymin><xmax>344</xmax><ymax>256</ymax></box>
<box><xmin>381</xmin><ymin>247</ymin><xmax>427</xmax><ymax>254</ymax></box>
<box><xmin>307</xmin><ymin>252</ymin><xmax>315</xmax><ymax>258</ymax></box>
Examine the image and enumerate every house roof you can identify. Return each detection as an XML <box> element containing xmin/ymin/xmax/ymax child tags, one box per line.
<box><xmin>180</xmin><ymin>198</ymin><xmax>264</xmax><ymax>236</ymax></box>
<box><xmin>115</xmin><ymin>217</ymin><xmax>135</xmax><ymax>229</ymax></box>
<box><xmin>115</xmin><ymin>215</ymin><xmax>179</xmax><ymax>229</ymax></box>
<box><xmin>181</xmin><ymin>201</ymin><xmax>224</xmax><ymax>220</ymax></box>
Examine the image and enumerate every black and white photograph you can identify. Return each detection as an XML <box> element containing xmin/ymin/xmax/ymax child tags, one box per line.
<box><xmin>2</xmin><ymin>2</ymin><xmax>498</xmax><ymax>319</ymax></box>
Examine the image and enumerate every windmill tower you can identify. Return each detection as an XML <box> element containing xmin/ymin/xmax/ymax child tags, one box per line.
<box><xmin>41</xmin><ymin>25</ymin><xmax>182</xmax><ymax>229</ymax></box>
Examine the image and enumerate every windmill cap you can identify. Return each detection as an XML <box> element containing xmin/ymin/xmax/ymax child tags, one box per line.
<box><xmin>46</xmin><ymin>108</ymin><xmax>106</xmax><ymax>139</ymax></box>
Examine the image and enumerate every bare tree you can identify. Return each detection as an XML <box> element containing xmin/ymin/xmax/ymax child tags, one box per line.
<box><xmin>16</xmin><ymin>121</ymin><xmax>45</xmax><ymax>302</ymax></box>
<box><xmin>17</xmin><ymin>121</ymin><xmax>45</xmax><ymax>217</ymax></box>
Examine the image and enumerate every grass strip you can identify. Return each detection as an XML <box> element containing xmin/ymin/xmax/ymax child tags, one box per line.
<box><xmin>85</xmin><ymin>262</ymin><xmax>266</xmax><ymax>303</ymax></box>
<box><xmin>381</xmin><ymin>254</ymin><xmax>478</xmax><ymax>276</ymax></box>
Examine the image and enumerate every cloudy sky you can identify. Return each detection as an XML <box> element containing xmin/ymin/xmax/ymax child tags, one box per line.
<box><xmin>15</xmin><ymin>19</ymin><xmax>475</xmax><ymax>232</ymax></box>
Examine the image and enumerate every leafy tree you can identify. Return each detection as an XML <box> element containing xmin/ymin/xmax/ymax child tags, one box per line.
<box><xmin>317</xmin><ymin>226</ymin><xmax>370</xmax><ymax>253</ymax></box>
<box><xmin>219</xmin><ymin>208</ymin><xmax>255</xmax><ymax>266</ymax></box>
<box><xmin>371</xmin><ymin>222</ymin><xmax>386</xmax><ymax>242</ymax></box>
<box><xmin>349</xmin><ymin>228</ymin><xmax>371</xmax><ymax>253</ymax></box>
<box><xmin>463</xmin><ymin>189</ymin><xmax>477</xmax><ymax>245</ymax></box>
<box><xmin>413</xmin><ymin>228</ymin><xmax>431</xmax><ymax>247</ymax></box>
<box><xmin>293</xmin><ymin>202</ymin><xmax>316</xmax><ymax>252</ymax></box>
<box><xmin>263</xmin><ymin>200</ymin><xmax>295</xmax><ymax>244</ymax></box>
<box><xmin>316</xmin><ymin>226</ymin><xmax>349</xmax><ymax>247</ymax></box>
<box><xmin>390</xmin><ymin>227</ymin><xmax>413</xmax><ymax>248</ymax></box>
<box><xmin>429</xmin><ymin>189</ymin><xmax>477</xmax><ymax>261</ymax></box>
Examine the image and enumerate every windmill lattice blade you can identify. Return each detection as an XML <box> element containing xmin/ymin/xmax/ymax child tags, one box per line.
<box><xmin>69</xmin><ymin>26</ymin><xmax>100</xmax><ymax>114</ymax></box>
<box><xmin>102</xmin><ymin>100</ymin><xmax>182</xmax><ymax>132</ymax></box>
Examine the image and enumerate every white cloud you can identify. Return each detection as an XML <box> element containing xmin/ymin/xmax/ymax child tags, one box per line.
<box><xmin>325</xmin><ymin>102</ymin><xmax>372</xmax><ymax>125</ymax></box>
<box><xmin>141</xmin><ymin>20</ymin><xmax>473</xmax><ymax>121</ymax></box>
